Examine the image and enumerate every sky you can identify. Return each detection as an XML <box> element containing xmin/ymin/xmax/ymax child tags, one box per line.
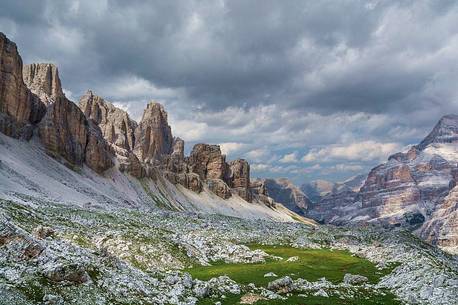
<box><xmin>1</xmin><ymin>0</ymin><xmax>458</xmax><ymax>185</ymax></box>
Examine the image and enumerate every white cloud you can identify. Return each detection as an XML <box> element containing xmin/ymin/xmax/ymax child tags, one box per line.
<box><xmin>245</xmin><ymin>149</ymin><xmax>268</xmax><ymax>161</ymax></box>
<box><xmin>302</xmin><ymin>141</ymin><xmax>401</xmax><ymax>163</ymax></box>
<box><xmin>219</xmin><ymin>142</ymin><xmax>246</xmax><ymax>156</ymax></box>
<box><xmin>323</xmin><ymin>164</ymin><xmax>365</xmax><ymax>174</ymax></box>
<box><xmin>279</xmin><ymin>152</ymin><xmax>299</xmax><ymax>163</ymax></box>
<box><xmin>251</xmin><ymin>163</ymin><xmax>271</xmax><ymax>171</ymax></box>
<box><xmin>172</xmin><ymin>120</ymin><xmax>208</xmax><ymax>142</ymax></box>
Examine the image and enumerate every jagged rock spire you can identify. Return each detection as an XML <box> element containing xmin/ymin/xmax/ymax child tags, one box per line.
<box><xmin>134</xmin><ymin>101</ymin><xmax>173</xmax><ymax>163</ymax></box>
<box><xmin>79</xmin><ymin>90</ymin><xmax>137</xmax><ymax>151</ymax></box>
<box><xmin>23</xmin><ymin>63</ymin><xmax>64</xmax><ymax>104</ymax></box>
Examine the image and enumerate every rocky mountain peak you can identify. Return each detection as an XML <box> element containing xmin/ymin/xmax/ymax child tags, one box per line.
<box><xmin>134</xmin><ymin>101</ymin><xmax>173</xmax><ymax>162</ymax></box>
<box><xmin>143</xmin><ymin>101</ymin><xmax>169</xmax><ymax>122</ymax></box>
<box><xmin>79</xmin><ymin>90</ymin><xmax>137</xmax><ymax>151</ymax></box>
<box><xmin>417</xmin><ymin>114</ymin><xmax>458</xmax><ymax>150</ymax></box>
<box><xmin>23</xmin><ymin>63</ymin><xmax>64</xmax><ymax>104</ymax></box>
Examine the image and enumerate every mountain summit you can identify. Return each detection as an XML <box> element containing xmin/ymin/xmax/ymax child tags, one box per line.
<box><xmin>417</xmin><ymin>114</ymin><xmax>458</xmax><ymax>150</ymax></box>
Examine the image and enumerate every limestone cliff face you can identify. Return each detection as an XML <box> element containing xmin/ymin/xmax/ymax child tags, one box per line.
<box><xmin>227</xmin><ymin>159</ymin><xmax>252</xmax><ymax>201</ymax></box>
<box><xmin>23</xmin><ymin>63</ymin><xmax>64</xmax><ymax>104</ymax></box>
<box><xmin>38</xmin><ymin>96</ymin><xmax>88</xmax><ymax>167</ymax></box>
<box><xmin>163</xmin><ymin>143</ymin><xmax>253</xmax><ymax>200</ymax></box>
<box><xmin>250</xmin><ymin>179</ymin><xmax>275</xmax><ymax>207</ymax></box>
<box><xmin>188</xmin><ymin>144</ymin><xmax>227</xmax><ymax>181</ymax></box>
<box><xmin>187</xmin><ymin>144</ymin><xmax>233</xmax><ymax>199</ymax></box>
<box><xmin>85</xmin><ymin>120</ymin><xmax>114</xmax><ymax>173</ymax></box>
<box><xmin>27</xmin><ymin>74</ymin><xmax>114</xmax><ymax>173</ymax></box>
<box><xmin>160</xmin><ymin>137</ymin><xmax>197</xmax><ymax>188</ymax></box>
<box><xmin>39</xmin><ymin>94</ymin><xmax>114</xmax><ymax>174</ymax></box>
<box><xmin>420</xmin><ymin>169</ymin><xmax>458</xmax><ymax>253</ymax></box>
<box><xmin>79</xmin><ymin>91</ymin><xmax>137</xmax><ymax>151</ymax></box>
<box><xmin>79</xmin><ymin>91</ymin><xmax>144</xmax><ymax>177</ymax></box>
<box><xmin>0</xmin><ymin>33</ymin><xmax>45</xmax><ymax>137</ymax></box>
<box><xmin>134</xmin><ymin>102</ymin><xmax>173</xmax><ymax>163</ymax></box>
<box><xmin>0</xmin><ymin>32</ymin><xmax>112</xmax><ymax>173</ymax></box>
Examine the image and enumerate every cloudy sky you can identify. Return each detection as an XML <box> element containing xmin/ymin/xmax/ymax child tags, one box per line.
<box><xmin>2</xmin><ymin>0</ymin><xmax>458</xmax><ymax>184</ymax></box>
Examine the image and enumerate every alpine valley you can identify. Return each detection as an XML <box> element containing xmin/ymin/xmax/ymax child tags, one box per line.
<box><xmin>0</xmin><ymin>32</ymin><xmax>457</xmax><ymax>305</ymax></box>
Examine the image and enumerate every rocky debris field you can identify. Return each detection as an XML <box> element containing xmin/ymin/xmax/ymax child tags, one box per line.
<box><xmin>0</xmin><ymin>198</ymin><xmax>457</xmax><ymax>305</ymax></box>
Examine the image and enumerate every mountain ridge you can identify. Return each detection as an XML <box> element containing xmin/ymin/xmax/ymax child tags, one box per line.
<box><xmin>0</xmin><ymin>32</ymin><xmax>310</xmax><ymax>224</ymax></box>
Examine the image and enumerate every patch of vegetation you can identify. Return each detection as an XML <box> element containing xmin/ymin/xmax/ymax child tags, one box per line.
<box><xmin>190</xmin><ymin>245</ymin><xmax>401</xmax><ymax>305</ymax></box>
<box><xmin>189</xmin><ymin>245</ymin><xmax>391</xmax><ymax>286</ymax></box>
<box><xmin>0</xmin><ymin>200</ymin><xmax>44</xmax><ymax>231</ymax></box>
<box><xmin>197</xmin><ymin>291</ymin><xmax>401</xmax><ymax>305</ymax></box>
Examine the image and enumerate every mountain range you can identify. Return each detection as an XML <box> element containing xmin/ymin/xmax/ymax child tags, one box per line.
<box><xmin>262</xmin><ymin>117</ymin><xmax>458</xmax><ymax>255</ymax></box>
<box><xmin>1</xmin><ymin>31</ymin><xmax>457</xmax><ymax>255</ymax></box>
<box><xmin>0</xmin><ymin>32</ymin><xmax>311</xmax><ymax>225</ymax></box>
<box><xmin>1</xmin><ymin>32</ymin><xmax>457</xmax><ymax>305</ymax></box>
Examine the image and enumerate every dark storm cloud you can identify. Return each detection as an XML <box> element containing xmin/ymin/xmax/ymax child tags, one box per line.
<box><xmin>1</xmin><ymin>0</ymin><xmax>457</xmax><ymax>183</ymax></box>
<box><xmin>2</xmin><ymin>0</ymin><xmax>457</xmax><ymax>113</ymax></box>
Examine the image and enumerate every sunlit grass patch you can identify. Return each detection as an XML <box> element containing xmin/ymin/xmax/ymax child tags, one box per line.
<box><xmin>189</xmin><ymin>245</ymin><xmax>391</xmax><ymax>286</ymax></box>
<box><xmin>189</xmin><ymin>244</ymin><xmax>400</xmax><ymax>305</ymax></box>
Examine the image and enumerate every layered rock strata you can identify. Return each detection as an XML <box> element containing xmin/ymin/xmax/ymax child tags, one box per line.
<box><xmin>307</xmin><ymin>115</ymin><xmax>458</xmax><ymax>253</ymax></box>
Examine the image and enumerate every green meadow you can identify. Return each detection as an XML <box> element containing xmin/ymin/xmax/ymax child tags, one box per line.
<box><xmin>188</xmin><ymin>245</ymin><xmax>401</xmax><ymax>305</ymax></box>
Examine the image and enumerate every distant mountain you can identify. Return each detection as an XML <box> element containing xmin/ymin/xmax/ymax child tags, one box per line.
<box><xmin>301</xmin><ymin>175</ymin><xmax>366</xmax><ymax>204</ymax></box>
<box><xmin>307</xmin><ymin>115</ymin><xmax>458</xmax><ymax>254</ymax></box>
<box><xmin>256</xmin><ymin>178</ymin><xmax>311</xmax><ymax>215</ymax></box>
<box><xmin>300</xmin><ymin>180</ymin><xmax>335</xmax><ymax>203</ymax></box>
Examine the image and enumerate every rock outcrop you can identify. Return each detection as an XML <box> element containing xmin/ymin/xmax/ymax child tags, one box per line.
<box><xmin>420</xmin><ymin>169</ymin><xmax>458</xmax><ymax>253</ymax></box>
<box><xmin>0</xmin><ymin>33</ymin><xmax>45</xmax><ymax>137</ymax></box>
<box><xmin>207</xmin><ymin>179</ymin><xmax>232</xmax><ymax>199</ymax></box>
<box><xmin>79</xmin><ymin>91</ymin><xmax>137</xmax><ymax>151</ymax></box>
<box><xmin>77</xmin><ymin>92</ymin><xmax>255</xmax><ymax>200</ymax></box>
<box><xmin>36</xmin><ymin>83</ymin><xmax>113</xmax><ymax>173</ymax></box>
<box><xmin>188</xmin><ymin>144</ymin><xmax>228</xmax><ymax>181</ymax></box>
<box><xmin>85</xmin><ymin>120</ymin><xmax>114</xmax><ymax>173</ymax></box>
<box><xmin>78</xmin><ymin>91</ymin><xmax>145</xmax><ymax>176</ymax></box>
<box><xmin>134</xmin><ymin>102</ymin><xmax>173</xmax><ymax>163</ymax></box>
<box><xmin>250</xmin><ymin>179</ymin><xmax>275</xmax><ymax>207</ymax></box>
<box><xmin>417</xmin><ymin>115</ymin><xmax>458</xmax><ymax>150</ymax></box>
<box><xmin>0</xmin><ymin>33</ymin><xmax>113</xmax><ymax>174</ymax></box>
<box><xmin>227</xmin><ymin>159</ymin><xmax>252</xmax><ymax>201</ymax></box>
<box><xmin>23</xmin><ymin>63</ymin><xmax>64</xmax><ymax>104</ymax></box>
<box><xmin>77</xmin><ymin>93</ymin><xmax>254</xmax><ymax>200</ymax></box>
